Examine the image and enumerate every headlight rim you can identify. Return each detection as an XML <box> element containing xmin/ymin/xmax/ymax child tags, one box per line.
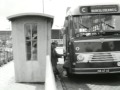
<box><xmin>117</xmin><ymin>62</ymin><xmax>120</xmax><ymax>66</ymax></box>
<box><xmin>77</xmin><ymin>54</ymin><xmax>84</xmax><ymax>61</ymax></box>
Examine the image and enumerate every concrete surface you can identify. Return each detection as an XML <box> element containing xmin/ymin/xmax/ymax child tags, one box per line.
<box><xmin>0</xmin><ymin>47</ymin><xmax>64</xmax><ymax>90</ymax></box>
<box><xmin>0</xmin><ymin>61</ymin><xmax>44</xmax><ymax>90</ymax></box>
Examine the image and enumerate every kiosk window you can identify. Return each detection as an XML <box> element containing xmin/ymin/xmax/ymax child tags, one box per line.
<box><xmin>25</xmin><ymin>23</ymin><xmax>37</xmax><ymax>61</ymax></box>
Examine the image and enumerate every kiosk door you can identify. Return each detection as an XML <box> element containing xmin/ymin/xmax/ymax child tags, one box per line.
<box><xmin>13</xmin><ymin>19</ymin><xmax>47</xmax><ymax>82</ymax></box>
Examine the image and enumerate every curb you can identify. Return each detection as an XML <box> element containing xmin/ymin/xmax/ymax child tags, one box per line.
<box><xmin>56</xmin><ymin>79</ymin><xmax>63</xmax><ymax>90</ymax></box>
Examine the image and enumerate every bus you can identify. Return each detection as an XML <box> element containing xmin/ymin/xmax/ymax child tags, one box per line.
<box><xmin>63</xmin><ymin>4</ymin><xmax>120</xmax><ymax>76</ymax></box>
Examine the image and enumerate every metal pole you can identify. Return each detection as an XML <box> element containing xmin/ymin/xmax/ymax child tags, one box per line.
<box><xmin>42</xmin><ymin>0</ymin><xmax>44</xmax><ymax>13</ymax></box>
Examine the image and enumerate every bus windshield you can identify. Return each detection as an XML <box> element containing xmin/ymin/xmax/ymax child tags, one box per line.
<box><xmin>73</xmin><ymin>14</ymin><xmax>120</xmax><ymax>37</ymax></box>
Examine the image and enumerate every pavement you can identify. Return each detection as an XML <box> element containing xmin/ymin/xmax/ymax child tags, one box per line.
<box><xmin>0</xmin><ymin>47</ymin><xmax>64</xmax><ymax>90</ymax></box>
<box><xmin>0</xmin><ymin>61</ymin><xmax>45</xmax><ymax>90</ymax></box>
<box><xmin>0</xmin><ymin>62</ymin><xmax>63</xmax><ymax>90</ymax></box>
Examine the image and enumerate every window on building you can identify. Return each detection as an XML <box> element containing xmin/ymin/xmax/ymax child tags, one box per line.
<box><xmin>25</xmin><ymin>23</ymin><xmax>37</xmax><ymax>61</ymax></box>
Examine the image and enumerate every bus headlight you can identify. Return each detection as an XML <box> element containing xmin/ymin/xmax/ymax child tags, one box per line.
<box><xmin>117</xmin><ymin>62</ymin><xmax>120</xmax><ymax>66</ymax></box>
<box><xmin>77</xmin><ymin>54</ymin><xmax>84</xmax><ymax>61</ymax></box>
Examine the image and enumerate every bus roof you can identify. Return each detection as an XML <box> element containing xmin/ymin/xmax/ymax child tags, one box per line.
<box><xmin>66</xmin><ymin>4</ymin><xmax>120</xmax><ymax>17</ymax></box>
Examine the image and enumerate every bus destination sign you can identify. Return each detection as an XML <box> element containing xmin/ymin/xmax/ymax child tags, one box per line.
<box><xmin>80</xmin><ymin>5</ymin><xmax>118</xmax><ymax>13</ymax></box>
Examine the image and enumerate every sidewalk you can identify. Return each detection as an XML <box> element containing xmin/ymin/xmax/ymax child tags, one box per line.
<box><xmin>0</xmin><ymin>47</ymin><xmax>64</xmax><ymax>90</ymax></box>
<box><xmin>0</xmin><ymin>61</ymin><xmax>44</xmax><ymax>90</ymax></box>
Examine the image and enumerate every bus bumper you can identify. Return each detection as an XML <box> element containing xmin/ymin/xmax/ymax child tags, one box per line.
<box><xmin>71</xmin><ymin>67</ymin><xmax>120</xmax><ymax>74</ymax></box>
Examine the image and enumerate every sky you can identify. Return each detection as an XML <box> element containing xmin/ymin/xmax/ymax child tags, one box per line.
<box><xmin>0</xmin><ymin>0</ymin><xmax>120</xmax><ymax>30</ymax></box>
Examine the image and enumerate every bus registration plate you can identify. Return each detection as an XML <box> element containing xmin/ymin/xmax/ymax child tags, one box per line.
<box><xmin>97</xmin><ymin>69</ymin><xmax>109</xmax><ymax>73</ymax></box>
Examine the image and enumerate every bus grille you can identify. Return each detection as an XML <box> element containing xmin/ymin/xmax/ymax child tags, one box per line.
<box><xmin>90</xmin><ymin>53</ymin><xmax>116</xmax><ymax>62</ymax></box>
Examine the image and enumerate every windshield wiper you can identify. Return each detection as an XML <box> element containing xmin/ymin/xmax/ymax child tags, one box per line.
<box><xmin>102</xmin><ymin>22</ymin><xmax>115</xmax><ymax>29</ymax></box>
<box><xmin>79</xmin><ymin>22</ymin><xmax>89</xmax><ymax>29</ymax></box>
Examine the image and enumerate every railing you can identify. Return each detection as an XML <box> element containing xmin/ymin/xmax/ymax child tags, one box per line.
<box><xmin>0</xmin><ymin>50</ymin><xmax>13</xmax><ymax>66</ymax></box>
<box><xmin>45</xmin><ymin>55</ymin><xmax>57</xmax><ymax>90</ymax></box>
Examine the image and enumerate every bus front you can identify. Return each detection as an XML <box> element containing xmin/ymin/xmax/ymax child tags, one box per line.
<box><xmin>64</xmin><ymin>5</ymin><xmax>120</xmax><ymax>75</ymax></box>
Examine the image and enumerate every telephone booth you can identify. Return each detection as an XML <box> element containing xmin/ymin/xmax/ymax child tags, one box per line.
<box><xmin>7</xmin><ymin>13</ymin><xmax>53</xmax><ymax>82</ymax></box>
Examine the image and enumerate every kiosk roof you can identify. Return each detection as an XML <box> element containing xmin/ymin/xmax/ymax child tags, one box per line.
<box><xmin>7</xmin><ymin>12</ymin><xmax>54</xmax><ymax>21</ymax></box>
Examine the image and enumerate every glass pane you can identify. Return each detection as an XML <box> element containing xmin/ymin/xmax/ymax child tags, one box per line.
<box><xmin>31</xmin><ymin>41</ymin><xmax>37</xmax><ymax>60</ymax></box>
<box><xmin>26</xmin><ymin>41</ymin><xmax>31</xmax><ymax>60</ymax></box>
<box><xmin>73</xmin><ymin>15</ymin><xmax>120</xmax><ymax>37</ymax></box>
<box><xmin>32</xmin><ymin>24</ymin><xmax>37</xmax><ymax>40</ymax></box>
<box><xmin>25</xmin><ymin>23</ymin><xmax>37</xmax><ymax>61</ymax></box>
<box><xmin>25</xmin><ymin>24</ymin><xmax>31</xmax><ymax>40</ymax></box>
